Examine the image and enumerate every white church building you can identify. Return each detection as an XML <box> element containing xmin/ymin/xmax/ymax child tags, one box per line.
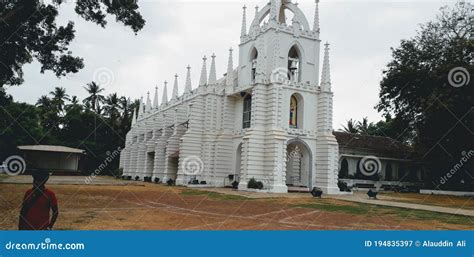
<box><xmin>119</xmin><ymin>0</ymin><xmax>344</xmax><ymax>194</ymax></box>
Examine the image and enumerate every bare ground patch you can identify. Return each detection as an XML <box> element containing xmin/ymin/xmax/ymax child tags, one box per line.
<box><xmin>0</xmin><ymin>183</ymin><xmax>472</xmax><ymax>230</ymax></box>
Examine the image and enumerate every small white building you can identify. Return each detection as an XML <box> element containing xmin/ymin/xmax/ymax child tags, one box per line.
<box><xmin>18</xmin><ymin>145</ymin><xmax>85</xmax><ymax>174</ymax></box>
<box><xmin>120</xmin><ymin>0</ymin><xmax>341</xmax><ymax>194</ymax></box>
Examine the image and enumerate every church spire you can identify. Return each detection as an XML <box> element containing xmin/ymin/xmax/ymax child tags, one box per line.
<box><xmin>184</xmin><ymin>65</ymin><xmax>192</xmax><ymax>94</ymax></box>
<box><xmin>172</xmin><ymin>74</ymin><xmax>179</xmax><ymax>99</ymax></box>
<box><xmin>241</xmin><ymin>5</ymin><xmax>247</xmax><ymax>38</ymax></box>
<box><xmin>226</xmin><ymin>48</ymin><xmax>234</xmax><ymax>86</ymax></box>
<box><xmin>153</xmin><ymin>86</ymin><xmax>159</xmax><ymax>108</ymax></box>
<box><xmin>320</xmin><ymin>42</ymin><xmax>331</xmax><ymax>91</ymax></box>
<box><xmin>208</xmin><ymin>54</ymin><xmax>217</xmax><ymax>85</ymax></box>
<box><xmin>313</xmin><ymin>0</ymin><xmax>320</xmax><ymax>33</ymax></box>
<box><xmin>146</xmin><ymin>91</ymin><xmax>152</xmax><ymax>112</ymax></box>
<box><xmin>161</xmin><ymin>81</ymin><xmax>168</xmax><ymax>105</ymax></box>
<box><xmin>199</xmin><ymin>56</ymin><xmax>208</xmax><ymax>87</ymax></box>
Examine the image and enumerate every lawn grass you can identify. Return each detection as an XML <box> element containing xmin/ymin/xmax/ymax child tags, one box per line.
<box><xmin>180</xmin><ymin>189</ymin><xmax>249</xmax><ymax>201</ymax></box>
<box><xmin>294</xmin><ymin>200</ymin><xmax>474</xmax><ymax>226</ymax></box>
<box><xmin>0</xmin><ymin>174</ymin><xmax>8</xmax><ymax>182</ymax></box>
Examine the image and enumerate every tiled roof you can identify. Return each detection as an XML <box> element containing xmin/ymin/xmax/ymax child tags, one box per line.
<box><xmin>333</xmin><ymin>132</ymin><xmax>412</xmax><ymax>159</ymax></box>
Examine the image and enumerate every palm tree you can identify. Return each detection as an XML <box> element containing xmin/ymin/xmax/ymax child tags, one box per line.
<box><xmin>104</xmin><ymin>93</ymin><xmax>121</xmax><ymax>123</ymax></box>
<box><xmin>119</xmin><ymin>97</ymin><xmax>131</xmax><ymax>119</ymax></box>
<box><xmin>36</xmin><ymin>95</ymin><xmax>52</xmax><ymax>110</ymax></box>
<box><xmin>341</xmin><ymin>119</ymin><xmax>359</xmax><ymax>134</ymax></box>
<box><xmin>49</xmin><ymin>87</ymin><xmax>70</xmax><ymax>113</ymax></box>
<box><xmin>66</xmin><ymin>96</ymin><xmax>82</xmax><ymax>112</ymax></box>
<box><xmin>83</xmin><ymin>82</ymin><xmax>105</xmax><ymax>112</ymax></box>
<box><xmin>357</xmin><ymin>117</ymin><xmax>370</xmax><ymax>135</ymax></box>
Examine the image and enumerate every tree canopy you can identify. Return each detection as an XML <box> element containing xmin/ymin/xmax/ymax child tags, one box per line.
<box><xmin>376</xmin><ymin>1</ymin><xmax>473</xmax><ymax>190</ymax></box>
<box><xmin>0</xmin><ymin>0</ymin><xmax>145</xmax><ymax>86</ymax></box>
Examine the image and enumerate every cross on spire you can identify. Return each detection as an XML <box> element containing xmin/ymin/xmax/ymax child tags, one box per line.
<box><xmin>199</xmin><ymin>56</ymin><xmax>208</xmax><ymax>87</ymax></box>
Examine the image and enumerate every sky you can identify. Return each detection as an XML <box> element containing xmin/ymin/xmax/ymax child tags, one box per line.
<box><xmin>6</xmin><ymin>0</ymin><xmax>456</xmax><ymax>130</ymax></box>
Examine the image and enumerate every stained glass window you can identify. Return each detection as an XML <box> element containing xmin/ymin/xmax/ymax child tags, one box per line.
<box><xmin>290</xmin><ymin>95</ymin><xmax>298</xmax><ymax>128</ymax></box>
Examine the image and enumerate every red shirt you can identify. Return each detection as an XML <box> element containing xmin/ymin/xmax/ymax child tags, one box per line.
<box><xmin>20</xmin><ymin>188</ymin><xmax>58</xmax><ymax>230</ymax></box>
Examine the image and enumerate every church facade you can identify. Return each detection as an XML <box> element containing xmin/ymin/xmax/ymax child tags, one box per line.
<box><xmin>119</xmin><ymin>0</ymin><xmax>342</xmax><ymax>194</ymax></box>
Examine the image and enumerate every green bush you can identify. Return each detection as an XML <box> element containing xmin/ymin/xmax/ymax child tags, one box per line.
<box><xmin>247</xmin><ymin>178</ymin><xmax>264</xmax><ymax>190</ymax></box>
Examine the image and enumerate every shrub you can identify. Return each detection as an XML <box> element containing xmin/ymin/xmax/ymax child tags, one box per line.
<box><xmin>135</xmin><ymin>176</ymin><xmax>140</xmax><ymax>181</ymax></box>
<box><xmin>166</xmin><ymin>179</ymin><xmax>175</xmax><ymax>186</ymax></box>
<box><xmin>154</xmin><ymin>177</ymin><xmax>160</xmax><ymax>184</ymax></box>
<box><xmin>337</xmin><ymin>180</ymin><xmax>351</xmax><ymax>192</ymax></box>
<box><xmin>247</xmin><ymin>178</ymin><xmax>264</xmax><ymax>190</ymax></box>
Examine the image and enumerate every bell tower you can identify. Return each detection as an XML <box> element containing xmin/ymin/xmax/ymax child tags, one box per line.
<box><xmin>238</xmin><ymin>0</ymin><xmax>321</xmax><ymax>87</ymax></box>
<box><xmin>235</xmin><ymin>0</ymin><xmax>340</xmax><ymax>194</ymax></box>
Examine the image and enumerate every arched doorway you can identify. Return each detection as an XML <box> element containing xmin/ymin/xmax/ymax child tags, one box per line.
<box><xmin>286</xmin><ymin>139</ymin><xmax>312</xmax><ymax>188</ymax></box>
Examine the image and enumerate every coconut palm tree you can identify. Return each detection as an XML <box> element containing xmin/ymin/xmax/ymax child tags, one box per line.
<box><xmin>36</xmin><ymin>95</ymin><xmax>52</xmax><ymax>110</ymax></box>
<box><xmin>49</xmin><ymin>87</ymin><xmax>70</xmax><ymax>114</ymax></box>
<box><xmin>341</xmin><ymin>119</ymin><xmax>359</xmax><ymax>134</ymax></box>
<box><xmin>65</xmin><ymin>96</ymin><xmax>82</xmax><ymax>112</ymax></box>
<box><xmin>357</xmin><ymin>117</ymin><xmax>371</xmax><ymax>135</ymax></box>
<box><xmin>83</xmin><ymin>82</ymin><xmax>105</xmax><ymax>113</ymax></box>
<box><xmin>104</xmin><ymin>93</ymin><xmax>121</xmax><ymax>124</ymax></box>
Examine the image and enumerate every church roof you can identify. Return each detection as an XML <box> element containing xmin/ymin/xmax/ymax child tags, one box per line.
<box><xmin>333</xmin><ymin>132</ymin><xmax>413</xmax><ymax>159</ymax></box>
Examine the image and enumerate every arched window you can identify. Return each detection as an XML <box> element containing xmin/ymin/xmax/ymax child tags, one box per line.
<box><xmin>250</xmin><ymin>48</ymin><xmax>258</xmax><ymax>83</ymax></box>
<box><xmin>289</xmin><ymin>93</ymin><xmax>303</xmax><ymax>129</ymax></box>
<box><xmin>289</xmin><ymin>95</ymin><xmax>298</xmax><ymax>128</ymax></box>
<box><xmin>242</xmin><ymin>94</ymin><xmax>252</xmax><ymax>129</ymax></box>
<box><xmin>288</xmin><ymin>45</ymin><xmax>301</xmax><ymax>82</ymax></box>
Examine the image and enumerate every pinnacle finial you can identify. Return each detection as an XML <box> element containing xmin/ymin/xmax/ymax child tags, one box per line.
<box><xmin>185</xmin><ymin>65</ymin><xmax>192</xmax><ymax>94</ymax></box>
<box><xmin>161</xmin><ymin>81</ymin><xmax>168</xmax><ymax>105</ymax></box>
<box><xmin>131</xmin><ymin>109</ymin><xmax>136</xmax><ymax>126</ymax></box>
<box><xmin>241</xmin><ymin>5</ymin><xmax>247</xmax><ymax>38</ymax></box>
<box><xmin>199</xmin><ymin>56</ymin><xmax>208</xmax><ymax>87</ymax></box>
<box><xmin>313</xmin><ymin>0</ymin><xmax>320</xmax><ymax>33</ymax></box>
<box><xmin>172</xmin><ymin>74</ymin><xmax>179</xmax><ymax>100</ymax></box>
<box><xmin>146</xmin><ymin>91</ymin><xmax>152</xmax><ymax>112</ymax></box>
<box><xmin>208</xmin><ymin>54</ymin><xmax>217</xmax><ymax>85</ymax></box>
<box><xmin>153</xmin><ymin>85</ymin><xmax>159</xmax><ymax>108</ymax></box>
<box><xmin>226</xmin><ymin>48</ymin><xmax>234</xmax><ymax>86</ymax></box>
<box><xmin>138</xmin><ymin>96</ymin><xmax>144</xmax><ymax>117</ymax></box>
<box><xmin>321</xmin><ymin>42</ymin><xmax>331</xmax><ymax>91</ymax></box>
